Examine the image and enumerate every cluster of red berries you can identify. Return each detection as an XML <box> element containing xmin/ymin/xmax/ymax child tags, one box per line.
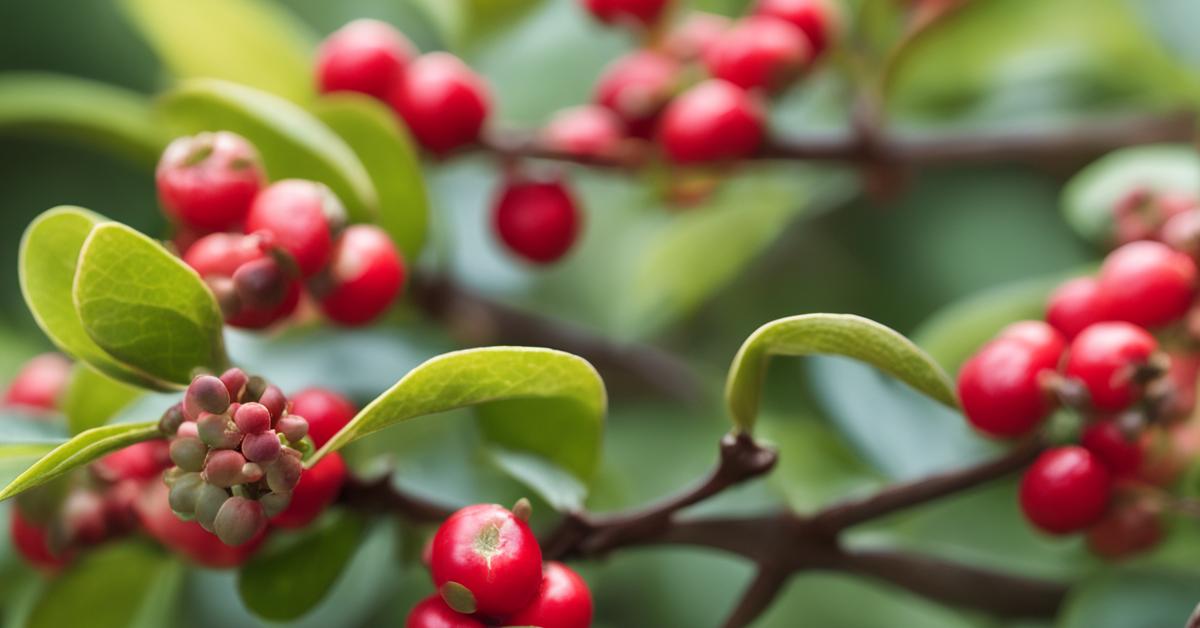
<box><xmin>957</xmin><ymin>189</ymin><xmax>1200</xmax><ymax>556</ymax></box>
<box><xmin>159</xmin><ymin>131</ymin><xmax>406</xmax><ymax>328</ymax></box>
<box><xmin>408</xmin><ymin>502</ymin><xmax>593</xmax><ymax>628</ymax></box>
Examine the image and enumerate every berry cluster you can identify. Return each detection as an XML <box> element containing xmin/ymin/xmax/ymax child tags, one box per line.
<box><xmin>957</xmin><ymin>189</ymin><xmax>1200</xmax><ymax>556</ymax></box>
<box><xmin>159</xmin><ymin>131</ymin><xmax>406</xmax><ymax>328</ymax></box>
<box><xmin>409</xmin><ymin>502</ymin><xmax>593</xmax><ymax>628</ymax></box>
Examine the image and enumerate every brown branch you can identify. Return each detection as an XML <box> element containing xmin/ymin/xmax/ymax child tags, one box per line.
<box><xmin>723</xmin><ymin>569</ymin><xmax>791</xmax><ymax>628</ymax></box>
<box><xmin>338</xmin><ymin>474</ymin><xmax>456</xmax><ymax>524</ymax></box>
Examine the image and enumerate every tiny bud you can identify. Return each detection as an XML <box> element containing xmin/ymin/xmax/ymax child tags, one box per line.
<box><xmin>259</xmin><ymin>385</ymin><xmax>287</xmax><ymax>421</ymax></box>
<box><xmin>203</xmin><ymin>450</ymin><xmax>247</xmax><ymax>488</ymax></box>
<box><xmin>213</xmin><ymin>496</ymin><xmax>267</xmax><ymax>546</ymax></box>
<box><xmin>232</xmin><ymin>258</ymin><xmax>288</xmax><ymax>310</ymax></box>
<box><xmin>242</xmin><ymin>430</ymin><xmax>282</xmax><ymax>462</ymax></box>
<box><xmin>234</xmin><ymin>402</ymin><xmax>272</xmax><ymax>434</ymax></box>
<box><xmin>194</xmin><ymin>483</ymin><xmax>230</xmax><ymax>532</ymax></box>
<box><xmin>176</xmin><ymin>421</ymin><xmax>199</xmax><ymax>439</ymax></box>
<box><xmin>276</xmin><ymin>415</ymin><xmax>309</xmax><ymax>443</ymax></box>
<box><xmin>512</xmin><ymin>497</ymin><xmax>532</xmax><ymax>522</ymax></box>
<box><xmin>244</xmin><ymin>376</ymin><xmax>268</xmax><ymax>402</ymax></box>
<box><xmin>260</xmin><ymin>491</ymin><xmax>292</xmax><ymax>517</ymax></box>
<box><xmin>220</xmin><ymin>368</ymin><xmax>249</xmax><ymax>400</ymax></box>
<box><xmin>159</xmin><ymin>403</ymin><xmax>185</xmax><ymax>436</ymax></box>
<box><xmin>168</xmin><ymin>472</ymin><xmax>205</xmax><ymax>516</ymax></box>
<box><xmin>185</xmin><ymin>375</ymin><xmax>231</xmax><ymax>418</ymax></box>
<box><xmin>265</xmin><ymin>450</ymin><xmax>303</xmax><ymax>493</ymax></box>
<box><xmin>169</xmin><ymin>437</ymin><xmax>208</xmax><ymax>472</ymax></box>
<box><xmin>241</xmin><ymin>462</ymin><xmax>264</xmax><ymax>483</ymax></box>
<box><xmin>197</xmin><ymin>412</ymin><xmax>243</xmax><ymax>450</ymax></box>
<box><xmin>440</xmin><ymin>581</ymin><xmax>477</xmax><ymax>615</ymax></box>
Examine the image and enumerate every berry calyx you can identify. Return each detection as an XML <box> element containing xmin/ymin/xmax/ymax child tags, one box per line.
<box><xmin>581</xmin><ymin>0</ymin><xmax>670</xmax><ymax>28</ymax></box>
<box><xmin>1064</xmin><ymin>322</ymin><xmax>1159</xmax><ymax>412</ymax></box>
<box><xmin>493</xmin><ymin>177</ymin><xmax>582</xmax><ymax>265</ymax></box>
<box><xmin>1080</xmin><ymin>420</ymin><xmax>1143</xmax><ymax>478</ymax></box>
<box><xmin>406</xmin><ymin>595</ymin><xmax>485</xmax><ymax>628</ymax></box>
<box><xmin>541</xmin><ymin>105</ymin><xmax>626</xmax><ymax>158</ymax></box>
<box><xmin>316</xmin><ymin>225</ymin><xmax>407</xmax><ymax>326</ymax></box>
<box><xmin>703</xmin><ymin>16</ymin><xmax>811</xmax><ymax>92</ymax></box>
<box><xmin>1046</xmin><ymin>277</ymin><xmax>1106</xmax><ymax>341</ymax></box>
<box><xmin>1097</xmin><ymin>240</ymin><xmax>1197</xmax><ymax>328</ymax></box>
<box><xmin>956</xmin><ymin>321</ymin><xmax>1064</xmax><ymax>438</ymax></box>
<box><xmin>3</xmin><ymin>353</ymin><xmax>71</xmax><ymax>412</ymax></box>
<box><xmin>156</xmin><ymin>131</ymin><xmax>265</xmax><ymax>232</ymax></box>
<box><xmin>245</xmin><ymin>179</ymin><xmax>342</xmax><ymax>278</ymax></box>
<box><xmin>753</xmin><ymin>0</ymin><xmax>838</xmax><ymax>58</ymax></box>
<box><xmin>271</xmin><ymin>452</ymin><xmax>347</xmax><ymax>529</ymax></box>
<box><xmin>1019</xmin><ymin>446</ymin><xmax>1112</xmax><ymax>535</ymax></box>
<box><xmin>658</xmin><ymin>80</ymin><xmax>765</xmax><ymax>164</ymax></box>
<box><xmin>316</xmin><ymin>19</ymin><xmax>416</xmax><ymax>100</ymax></box>
<box><xmin>288</xmin><ymin>388</ymin><xmax>356</xmax><ymax>448</ymax></box>
<box><xmin>506</xmin><ymin>562</ymin><xmax>594</xmax><ymax>628</ymax></box>
<box><xmin>593</xmin><ymin>51</ymin><xmax>679</xmax><ymax>138</ymax></box>
<box><xmin>430</xmin><ymin>503</ymin><xmax>544</xmax><ymax>617</ymax></box>
<box><xmin>389</xmin><ymin>52</ymin><xmax>490</xmax><ymax>155</ymax></box>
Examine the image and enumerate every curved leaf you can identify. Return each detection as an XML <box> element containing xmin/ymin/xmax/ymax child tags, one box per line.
<box><xmin>120</xmin><ymin>0</ymin><xmax>315</xmax><ymax>103</ymax></box>
<box><xmin>62</xmin><ymin>363</ymin><xmax>144</xmax><ymax>435</ymax></box>
<box><xmin>19</xmin><ymin>207</ymin><xmax>172</xmax><ymax>391</ymax></box>
<box><xmin>0</xmin><ymin>421</ymin><xmax>160</xmax><ymax>501</ymax></box>
<box><xmin>314</xmin><ymin>95</ymin><xmax>429</xmax><ymax>259</ymax></box>
<box><xmin>0</xmin><ymin>73</ymin><xmax>166</xmax><ymax>166</ymax></box>
<box><xmin>74</xmin><ymin>223</ymin><xmax>228</xmax><ymax>386</ymax></box>
<box><xmin>725</xmin><ymin>314</ymin><xmax>957</xmax><ymax>432</ymax></box>
<box><xmin>312</xmin><ymin>347</ymin><xmax>606</xmax><ymax>482</ymax></box>
<box><xmin>159</xmin><ymin>79</ymin><xmax>378</xmax><ymax>224</ymax></box>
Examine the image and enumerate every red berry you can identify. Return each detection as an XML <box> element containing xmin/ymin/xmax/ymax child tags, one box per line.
<box><xmin>156</xmin><ymin>132</ymin><xmax>265</xmax><ymax>232</ymax></box>
<box><xmin>581</xmin><ymin>0</ymin><xmax>670</xmax><ymax>28</ymax></box>
<box><xmin>94</xmin><ymin>440</ymin><xmax>172</xmax><ymax>482</ymax></box>
<box><xmin>245</xmin><ymin>179</ymin><xmax>340</xmax><ymax>278</ymax></box>
<box><xmin>3</xmin><ymin>353</ymin><xmax>71</xmax><ymax>412</ymax></box>
<box><xmin>183</xmin><ymin>232</ymin><xmax>268</xmax><ymax>278</ymax></box>
<box><xmin>704</xmin><ymin>16</ymin><xmax>811</xmax><ymax>92</ymax></box>
<box><xmin>406</xmin><ymin>595</ymin><xmax>485</xmax><ymax>628</ymax></box>
<box><xmin>289</xmin><ymin>389</ymin><xmax>355</xmax><ymax>448</ymax></box>
<box><xmin>271</xmin><ymin>452</ymin><xmax>347</xmax><ymax>529</ymax></box>
<box><xmin>593</xmin><ymin>51</ymin><xmax>679</xmax><ymax>138</ymax></box>
<box><xmin>658</xmin><ymin>80</ymin><xmax>764</xmax><ymax>164</ymax></box>
<box><xmin>956</xmin><ymin>323</ymin><xmax>1064</xmax><ymax>438</ymax></box>
<box><xmin>1064</xmin><ymin>322</ymin><xmax>1158</xmax><ymax>412</ymax></box>
<box><xmin>316</xmin><ymin>19</ymin><xmax>416</xmax><ymax>100</ymax></box>
<box><xmin>317</xmin><ymin>225</ymin><xmax>406</xmax><ymax>326</ymax></box>
<box><xmin>541</xmin><ymin>105</ymin><xmax>626</xmax><ymax>158</ymax></box>
<box><xmin>430</xmin><ymin>504</ymin><xmax>544</xmax><ymax>617</ymax></box>
<box><xmin>493</xmin><ymin>178</ymin><xmax>582</xmax><ymax>265</ymax></box>
<box><xmin>11</xmin><ymin>507</ymin><xmax>69</xmax><ymax>570</ymax></box>
<box><xmin>753</xmin><ymin>0</ymin><xmax>838</xmax><ymax>57</ymax></box>
<box><xmin>998</xmin><ymin>320</ymin><xmax>1067</xmax><ymax>355</ymax></box>
<box><xmin>227</xmin><ymin>282</ymin><xmax>302</xmax><ymax>330</ymax></box>
<box><xmin>135</xmin><ymin>482</ymin><xmax>265</xmax><ymax>567</ymax></box>
<box><xmin>506</xmin><ymin>562</ymin><xmax>594</xmax><ymax>628</ymax></box>
<box><xmin>1097</xmin><ymin>241</ymin><xmax>1196</xmax><ymax>328</ymax></box>
<box><xmin>661</xmin><ymin>12</ymin><xmax>730</xmax><ymax>60</ymax></box>
<box><xmin>1081</xmin><ymin>420</ymin><xmax>1142</xmax><ymax>477</ymax></box>
<box><xmin>389</xmin><ymin>53</ymin><xmax>490</xmax><ymax>155</ymax></box>
<box><xmin>1019</xmin><ymin>446</ymin><xmax>1112</xmax><ymax>535</ymax></box>
<box><xmin>1046</xmin><ymin>277</ymin><xmax>1106</xmax><ymax>341</ymax></box>
<box><xmin>234</xmin><ymin>402</ymin><xmax>272</xmax><ymax>435</ymax></box>
<box><xmin>1086</xmin><ymin>499</ymin><xmax>1162</xmax><ymax>559</ymax></box>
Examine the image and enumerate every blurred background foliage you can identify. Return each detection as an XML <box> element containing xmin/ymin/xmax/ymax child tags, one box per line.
<box><xmin>0</xmin><ymin>0</ymin><xmax>1199</xmax><ymax>626</ymax></box>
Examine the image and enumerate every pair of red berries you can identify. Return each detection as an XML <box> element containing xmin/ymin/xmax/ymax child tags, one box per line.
<box><xmin>160</xmin><ymin>131</ymin><xmax>407</xmax><ymax>328</ymax></box>
<box><xmin>409</xmin><ymin>502</ymin><xmax>593</xmax><ymax>628</ymax></box>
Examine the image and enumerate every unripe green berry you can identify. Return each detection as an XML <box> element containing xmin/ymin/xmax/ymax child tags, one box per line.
<box><xmin>214</xmin><ymin>496</ymin><xmax>267</xmax><ymax>546</ymax></box>
<box><xmin>194</xmin><ymin>483</ymin><xmax>230</xmax><ymax>532</ymax></box>
<box><xmin>266</xmin><ymin>450</ymin><xmax>303</xmax><ymax>493</ymax></box>
<box><xmin>260</xmin><ymin>491</ymin><xmax>293</xmax><ymax>517</ymax></box>
<box><xmin>197</xmin><ymin>412</ymin><xmax>243</xmax><ymax>450</ymax></box>
<box><xmin>277</xmin><ymin>415</ymin><xmax>309</xmax><ymax>443</ymax></box>
<box><xmin>169</xmin><ymin>437</ymin><xmax>208</xmax><ymax>472</ymax></box>
<box><xmin>203</xmin><ymin>450</ymin><xmax>247</xmax><ymax>488</ymax></box>
<box><xmin>159</xmin><ymin>403</ymin><xmax>186</xmax><ymax>436</ymax></box>
<box><xmin>168</xmin><ymin>472</ymin><xmax>205</xmax><ymax>516</ymax></box>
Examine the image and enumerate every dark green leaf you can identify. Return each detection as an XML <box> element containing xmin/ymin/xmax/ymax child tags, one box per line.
<box><xmin>1058</xmin><ymin>568</ymin><xmax>1200</xmax><ymax>628</ymax></box>
<box><xmin>487</xmin><ymin>447</ymin><xmax>586</xmax><ymax>512</ymax></box>
<box><xmin>0</xmin><ymin>421</ymin><xmax>160</xmax><ymax>501</ymax></box>
<box><xmin>62</xmin><ymin>363</ymin><xmax>144</xmax><ymax>435</ymax></box>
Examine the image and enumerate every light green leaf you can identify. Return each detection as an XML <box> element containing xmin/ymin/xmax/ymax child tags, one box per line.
<box><xmin>725</xmin><ymin>314</ymin><xmax>958</xmax><ymax>432</ymax></box>
<box><xmin>315</xmin><ymin>95</ymin><xmax>429</xmax><ymax>260</ymax></box>
<box><xmin>312</xmin><ymin>347</ymin><xmax>606</xmax><ymax>482</ymax></box>
<box><xmin>159</xmin><ymin>79</ymin><xmax>378</xmax><ymax>224</ymax></box>
<box><xmin>19</xmin><ymin>207</ymin><xmax>172</xmax><ymax>391</ymax></box>
<box><xmin>120</xmin><ymin>0</ymin><xmax>315</xmax><ymax>103</ymax></box>
<box><xmin>488</xmin><ymin>447</ymin><xmax>586</xmax><ymax>512</ymax></box>
<box><xmin>0</xmin><ymin>421</ymin><xmax>160</xmax><ymax>501</ymax></box>
<box><xmin>1063</xmin><ymin>144</ymin><xmax>1200</xmax><ymax>243</ymax></box>
<box><xmin>0</xmin><ymin>73</ymin><xmax>166</xmax><ymax>166</ymax></box>
<box><xmin>62</xmin><ymin>363</ymin><xmax>144</xmax><ymax>435</ymax></box>
<box><xmin>412</xmin><ymin>0</ymin><xmax>545</xmax><ymax>49</ymax></box>
<box><xmin>237</xmin><ymin>512</ymin><xmax>365</xmax><ymax>621</ymax></box>
<box><xmin>1058</xmin><ymin>568</ymin><xmax>1200</xmax><ymax>628</ymax></box>
<box><xmin>74</xmin><ymin>223</ymin><xmax>228</xmax><ymax>386</ymax></box>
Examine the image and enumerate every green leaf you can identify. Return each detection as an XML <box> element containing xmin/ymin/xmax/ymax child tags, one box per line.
<box><xmin>1058</xmin><ymin>568</ymin><xmax>1200</xmax><ymax>628</ymax></box>
<box><xmin>1063</xmin><ymin>144</ymin><xmax>1200</xmax><ymax>244</ymax></box>
<box><xmin>27</xmin><ymin>541</ymin><xmax>182</xmax><ymax>628</ymax></box>
<box><xmin>74</xmin><ymin>223</ymin><xmax>228</xmax><ymax>386</ymax></box>
<box><xmin>237</xmin><ymin>512</ymin><xmax>365</xmax><ymax>621</ymax></box>
<box><xmin>120</xmin><ymin>0</ymin><xmax>315</xmax><ymax>103</ymax></box>
<box><xmin>314</xmin><ymin>95</ymin><xmax>429</xmax><ymax>259</ymax></box>
<box><xmin>487</xmin><ymin>447</ymin><xmax>586</xmax><ymax>512</ymax></box>
<box><xmin>19</xmin><ymin>207</ymin><xmax>171</xmax><ymax>391</ymax></box>
<box><xmin>62</xmin><ymin>363</ymin><xmax>144</xmax><ymax>435</ymax></box>
<box><xmin>312</xmin><ymin>347</ymin><xmax>607</xmax><ymax>482</ymax></box>
<box><xmin>0</xmin><ymin>421</ymin><xmax>160</xmax><ymax>501</ymax></box>
<box><xmin>412</xmin><ymin>0</ymin><xmax>546</xmax><ymax>49</ymax></box>
<box><xmin>725</xmin><ymin>314</ymin><xmax>958</xmax><ymax>432</ymax></box>
<box><xmin>0</xmin><ymin>73</ymin><xmax>166</xmax><ymax>166</ymax></box>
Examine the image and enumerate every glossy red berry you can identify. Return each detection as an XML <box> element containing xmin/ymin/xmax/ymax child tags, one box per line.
<box><xmin>246</xmin><ymin>179</ymin><xmax>341</xmax><ymax>278</ymax></box>
<box><xmin>316</xmin><ymin>19</ymin><xmax>416</xmax><ymax>100</ymax></box>
<box><xmin>94</xmin><ymin>440</ymin><xmax>172</xmax><ymax>482</ymax></box>
<box><xmin>11</xmin><ymin>507</ymin><xmax>68</xmax><ymax>570</ymax></box>
<box><xmin>1064</xmin><ymin>322</ymin><xmax>1159</xmax><ymax>412</ymax></box>
<box><xmin>593</xmin><ymin>51</ymin><xmax>679</xmax><ymax>138</ymax></box>
<box><xmin>956</xmin><ymin>322</ymin><xmax>1064</xmax><ymax>438</ymax></box>
<box><xmin>493</xmin><ymin>178</ymin><xmax>582</xmax><ymax>265</ymax></box>
<box><xmin>506</xmin><ymin>562</ymin><xmax>594</xmax><ymax>628</ymax></box>
<box><xmin>541</xmin><ymin>105</ymin><xmax>626</xmax><ymax>158</ymax></box>
<box><xmin>1081</xmin><ymin>420</ymin><xmax>1143</xmax><ymax>478</ymax></box>
<box><xmin>1019</xmin><ymin>446</ymin><xmax>1112</xmax><ymax>534</ymax></box>
<box><xmin>136</xmin><ymin>482</ymin><xmax>265</xmax><ymax>567</ymax></box>
<box><xmin>289</xmin><ymin>388</ymin><xmax>355</xmax><ymax>448</ymax></box>
<box><xmin>998</xmin><ymin>320</ymin><xmax>1067</xmax><ymax>354</ymax></box>
<box><xmin>156</xmin><ymin>132</ymin><xmax>265</xmax><ymax>232</ymax></box>
<box><xmin>661</xmin><ymin>12</ymin><xmax>730</xmax><ymax>61</ymax></box>
<box><xmin>389</xmin><ymin>52</ymin><xmax>490</xmax><ymax>155</ymax></box>
<box><xmin>581</xmin><ymin>0</ymin><xmax>670</xmax><ymax>28</ymax></box>
<box><xmin>3</xmin><ymin>353</ymin><xmax>71</xmax><ymax>412</ymax></box>
<box><xmin>753</xmin><ymin>0</ymin><xmax>838</xmax><ymax>57</ymax></box>
<box><xmin>183</xmin><ymin>232</ymin><xmax>268</xmax><ymax>278</ymax></box>
<box><xmin>704</xmin><ymin>16</ymin><xmax>811</xmax><ymax>92</ymax></box>
<box><xmin>271</xmin><ymin>452</ymin><xmax>347</xmax><ymax>529</ymax></box>
<box><xmin>1046</xmin><ymin>277</ymin><xmax>1106</xmax><ymax>341</ymax></box>
<box><xmin>430</xmin><ymin>503</ymin><xmax>544</xmax><ymax>617</ymax></box>
<box><xmin>1097</xmin><ymin>240</ymin><xmax>1196</xmax><ymax>328</ymax></box>
<box><xmin>317</xmin><ymin>225</ymin><xmax>406</xmax><ymax>326</ymax></box>
<box><xmin>659</xmin><ymin>80</ymin><xmax>764</xmax><ymax>164</ymax></box>
<box><xmin>406</xmin><ymin>595</ymin><xmax>485</xmax><ymax>628</ymax></box>
<box><xmin>1086</xmin><ymin>500</ymin><xmax>1162</xmax><ymax>559</ymax></box>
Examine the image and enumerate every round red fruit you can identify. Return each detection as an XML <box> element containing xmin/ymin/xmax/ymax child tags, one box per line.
<box><xmin>541</xmin><ymin>105</ymin><xmax>626</xmax><ymax>158</ymax></box>
<box><xmin>1097</xmin><ymin>241</ymin><xmax>1196</xmax><ymax>328</ymax></box>
<box><xmin>430</xmin><ymin>503</ymin><xmax>544</xmax><ymax>617</ymax></box>
<box><xmin>289</xmin><ymin>388</ymin><xmax>356</xmax><ymax>448</ymax></box>
<box><xmin>493</xmin><ymin>178</ymin><xmax>582</xmax><ymax>265</ymax></box>
<box><xmin>136</xmin><ymin>482</ymin><xmax>265</xmax><ymax>567</ymax></box>
<box><xmin>1081</xmin><ymin>420</ymin><xmax>1142</xmax><ymax>478</ymax></box>
<box><xmin>998</xmin><ymin>320</ymin><xmax>1067</xmax><ymax>355</ymax></box>
<box><xmin>10</xmin><ymin>507</ymin><xmax>68</xmax><ymax>570</ymax></box>
<box><xmin>316</xmin><ymin>19</ymin><xmax>416</xmax><ymax>100</ymax></box>
<box><xmin>94</xmin><ymin>440</ymin><xmax>172</xmax><ymax>482</ymax></box>
<box><xmin>753</xmin><ymin>0</ymin><xmax>838</xmax><ymax>57</ymax></box>
<box><xmin>593</xmin><ymin>51</ymin><xmax>679</xmax><ymax>138</ymax></box>
<box><xmin>406</xmin><ymin>595</ymin><xmax>485</xmax><ymax>628</ymax></box>
<box><xmin>581</xmin><ymin>0</ymin><xmax>670</xmax><ymax>28</ymax></box>
<box><xmin>1064</xmin><ymin>322</ymin><xmax>1159</xmax><ymax>412</ymax></box>
<box><xmin>1046</xmin><ymin>277</ymin><xmax>1106</xmax><ymax>341</ymax></box>
<box><xmin>183</xmin><ymin>232</ymin><xmax>268</xmax><ymax>278</ymax></box>
<box><xmin>245</xmin><ymin>179</ymin><xmax>341</xmax><ymax>278</ymax></box>
<box><xmin>1019</xmin><ymin>446</ymin><xmax>1112</xmax><ymax>534</ymax></box>
<box><xmin>704</xmin><ymin>16</ymin><xmax>810</xmax><ymax>92</ymax></box>
<box><xmin>271</xmin><ymin>452</ymin><xmax>348</xmax><ymax>529</ymax></box>
<box><xmin>156</xmin><ymin>132</ymin><xmax>265</xmax><ymax>232</ymax></box>
<box><xmin>956</xmin><ymin>324</ymin><xmax>1064</xmax><ymax>438</ymax></box>
<box><xmin>3</xmin><ymin>353</ymin><xmax>71</xmax><ymax>412</ymax></box>
<box><xmin>659</xmin><ymin>80</ymin><xmax>764</xmax><ymax>164</ymax></box>
<box><xmin>389</xmin><ymin>53</ymin><xmax>490</xmax><ymax>155</ymax></box>
<box><xmin>506</xmin><ymin>562</ymin><xmax>594</xmax><ymax>628</ymax></box>
<box><xmin>317</xmin><ymin>225</ymin><xmax>406</xmax><ymax>326</ymax></box>
<box><xmin>1086</xmin><ymin>500</ymin><xmax>1162</xmax><ymax>559</ymax></box>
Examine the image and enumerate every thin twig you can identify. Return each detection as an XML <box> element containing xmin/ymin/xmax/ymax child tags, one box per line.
<box><xmin>723</xmin><ymin>569</ymin><xmax>791</xmax><ymax>628</ymax></box>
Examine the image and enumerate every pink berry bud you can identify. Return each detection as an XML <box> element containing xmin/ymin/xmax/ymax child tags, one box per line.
<box><xmin>241</xmin><ymin>462</ymin><xmax>264</xmax><ymax>483</ymax></box>
<box><xmin>276</xmin><ymin>415</ymin><xmax>309</xmax><ymax>443</ymax></box>
<box><xmin>213</xmin><ymin>496</ymin><xmax>267</xmax><ymax>547</ymax></box>
<box><xmin>220</xmin><ymin>368</ymin><xmax>249</xmax><ymax>401</ymax></box>
<box><xmin>234</xmin><ymin>403</ymin><xmax>271</xmax><ymax>434</ymax></box>
<box><xmin>203</xmin><ymin>450</ymin><xmax>247</xmax><ymax>488</ymax></box>
<box><xmin>259</xmin><ymin>385</ymin><xmax>287</xmax><ymax>421</ymax></box>
<box><xmin>266</xmin><ymin>450</ymin><xmax>303</xmax><ymax>493</ymax></box>
<box><xmin>159</xmin><ymin>403</ymin><xmax>186</xmax><ymax>436</ymax></box>
<box><xmin>242</xmin><ymin>431</ymin><xmax>282</xmax><ymax>463</ymax></box>
<box><xmin>197</xmin><ymin>412</ymin><xmax>243</xmax><ymax>450</ymax></box>
<box><xmin>169</xmin><ymin>437</ymin><xmax>208</xmax><ymax>472</ymax></box>
<box><xmin>185</xmin><ymin>375</ymin><xmax>231</xmax><ymax>419</ymax></box>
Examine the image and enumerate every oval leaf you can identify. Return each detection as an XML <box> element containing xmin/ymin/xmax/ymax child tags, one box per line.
<box><xmin>312</xmin><ymin>347</ymin><xmax>606</xmax><ymax>482</ymax></box>
<box><xmin>120</xmin><ymin>0</ymin><xmax>315</xmax><ymax>103</ymax></box>
<box><xmin>74</xmin><ymin>223</ymin><xmax>228</xmax><ymax>386</ymax></box>
<box><xmin>0</xmin><ymin>421</ymin><xmax>160</xmax><ymax>501</ymax></box>
<box><xmin>315</xmin><ymin>95</ymin><xmax>429</xmax><ymax>259</ymax></box>
<box><xmin>62</xmin><ymin>363</ymin><xmax>145</xmax><ymax>435</ymax></box>
<box><xmin>159</xmin><ymin>79</ymin><xmax>378</xmax><ymax>224</ymax></box>
<box><xmin>725</xmin><ymin>314</ymin><xmax>958</xmax><ymax>432</ymax></box>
